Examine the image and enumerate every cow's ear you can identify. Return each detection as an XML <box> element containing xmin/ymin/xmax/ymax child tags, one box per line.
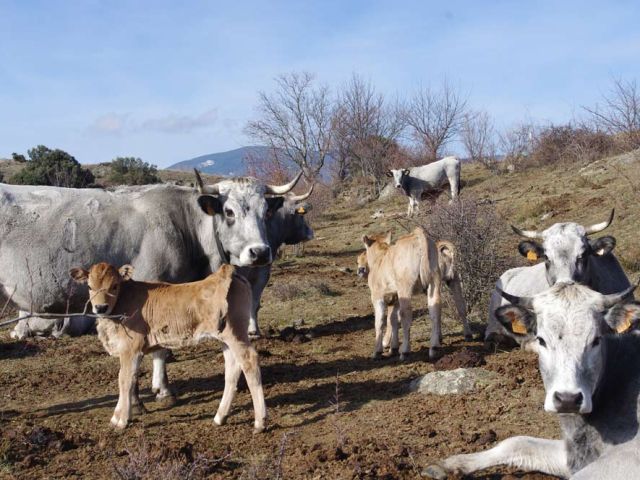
<box><xmin>590</xmin><ymin>236</ymin><xmax>616</xmax><ymax>256</ymax></box>
<box><xmin>605</xmin><ymin>302</ymin><xmax>640</xmax><ymax>334</ymax></box>
<box><xmin>402</xmin><ymin>169</ymin><xmax>410</xmax><ymax>176</ymax></box>
<box><xmin>296</xmin><ymin>202</ymin><xmax>312</xmax><ymax>215</ymax></box>
<box><xmin>118</xmin><ymin>265</ymin><xmax>134</xmax><ymax>281</ymax></box>
<box><xmin>385</xmin><ymin>170</ymin><xmax>393</xmax><ymax>178</ymax></box>
<box><xmin>197</xmin><ymin>195</ymin><xmax>223</xmax><ymax>216</ymax></box>
<box><xmin>267</xmin><ymin>196</ymin><xmax>285</xmax><ymax>213</ymax></box>
<box><xmin>69</xmin><ymin>267</ymin><xmax>89</xmax><ymax>283</ymax></box>
<box><xmin>363</xmin><ymin>235</ymin><xmax>375</xmax><ymax>247</ymax></box>
<box><xmin>518</xmin><ymin>240</ymin><xmax>545</xmax><ymax>262</ymax></box>
<box><xmin>495</xmin><ymin>305</ymin><xmax>536</xmax><ymax>339</ymax></box>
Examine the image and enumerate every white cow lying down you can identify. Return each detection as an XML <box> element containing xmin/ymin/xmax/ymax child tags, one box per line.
<box><xmin>11</xmin><ymin>314</ymin><xmax>95</xmax><ymax>339</ymax></box>
<box><xmin>424</xmin><ymin>282</ymin><xmax>640</xmax><ymax>479</ymax></box>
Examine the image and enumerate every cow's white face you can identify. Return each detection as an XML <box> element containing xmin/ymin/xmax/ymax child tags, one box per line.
<box><xmin>496</xmin><ymin>283</ymin><xmax>640</xmax><ymax>415</ymax></box>
<box><xmin>356</xmin><ymin>251</ymin><xmax>369</xmax><ymax>278</ymax></box>
<box><xmin>388</xmin><ymin>169</ymin><xmax>409</xmax><ymax>189</ymax></box>
<box><xmin>518</xmin><ymin>223</ymin><xmax>616</xmax><ymax>285</ymax></box>
<box><xmin>198</xmin><ymin>181</ymin><xmax>284</xmax><ymax>267</ymax></box>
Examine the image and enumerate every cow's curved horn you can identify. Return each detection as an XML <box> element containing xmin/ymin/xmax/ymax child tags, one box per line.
<box><xmin>194</xmin><ymin>169</ymin><xmax>219</xmax><ymax>195</ymax></box>
<box><xmin>585</xmin><ymin>209</ymin><xmax>615</xmax><ymax>235</ymax></box>
<box><xmin>601</xmin><ymin>283</ymin><xmax>638</xmax><ymax>309</ymax></box>
<box><xmin>511</xmin><ymin>225</ymin><xmax>542</xmax><ymax>239</ymax></box>
<box><xmin>265</xmin><ymin>171</ymin><xmax>303</xmax><ymax>195</ymax></box>
<box><xmin>496</xmin><ymin>288</ymin><xmax>534</xmax><ymax>309</ymax></box>
<box><xmin>288</xmin><ymin>183</ymin><xmax>314</xmax><ymax>202</ymax></box>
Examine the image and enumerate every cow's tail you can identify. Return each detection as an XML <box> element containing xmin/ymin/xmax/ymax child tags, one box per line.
<box><xmin>436</xmin><ymin>240</ymin><xmax>457</xmax><ymax>284</ymax></box>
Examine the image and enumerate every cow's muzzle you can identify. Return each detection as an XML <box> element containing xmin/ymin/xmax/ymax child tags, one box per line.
<box><xmin>248</xmin><ymin>245</ymin><xmax>272</xmax><ymax>266</ymax></box>
<box><xmin>357</xmin><ymin>268</ymin><xmax>368</xmax><ymax>278</ymax></box>
<box><xmin>94</xmin><ymin>304</ymin><xmax>109</xmax><ymax>315</ymax></box>
<box><xmin>552</xmin><ymin>391</ymin><xmax>583</xmax><ymax>414</ymax></box>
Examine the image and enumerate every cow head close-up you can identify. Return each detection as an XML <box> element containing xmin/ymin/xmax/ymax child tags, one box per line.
<box><xmin>70</xmin><ymin>262</ymin><xmax>134</xmax><ymax>315</ymax></box>
<box><xmin>495</xmin><ymin>282</ymin><xmax>639</xmax><ymax>415</ymax></box>
<box><xmin>356</xmin><ymin>251</ymin><xmax>369</xmax><ymax>279</ymax></box>
<box><xmin>274</xmin><ymin>184</ymin><xmax>315</xmax><ymax>246</ymax></box>
<box><xmin>195</xmin><ymin>170</ymin><xmax>302</xmax><ymax>267</ymax></box>
<box><xmin>511</xmin><ymin>210</ymin><xmax>617</xmax><ymax>285</ymax></box>
<box><xmin>386</xmin><ymin>168</ymin><xmax>410</xmax><ymax>190</ymax></box>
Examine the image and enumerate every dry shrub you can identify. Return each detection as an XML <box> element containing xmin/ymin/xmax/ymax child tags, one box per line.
<box><xmin>420</xmin><ymin>196</ymin><xmax>516</xmax><ymax>315</ymax></box>
<box><xmin>527</xmin><ymin>125</ymin><xmax>615</xmax><ymax>168</ymax></box>
<box><xmin>271</xmin><ymin>283</ymin><xmax>304</xmax><ymax>302</ymax></box>
<box><xmin>113</xmin><ymin>442</ymin><xmax>231</xmax><ymax>480</ymax></box>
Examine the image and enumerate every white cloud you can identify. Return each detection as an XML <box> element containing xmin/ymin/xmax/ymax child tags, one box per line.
<box><xmin>89</xmin><ymin>108</ymin><xmax>218</xmax><ymax>135</ymax></box>
<box><xmin>89</xmin><ymin>112</ymin><xmax>131</xmax><ymax>135</ymax></box>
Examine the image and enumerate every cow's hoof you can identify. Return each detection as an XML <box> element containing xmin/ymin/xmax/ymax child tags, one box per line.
<box><xmin>399</xmin><ymin>352</ymin><xmax>409</xmax><ymax>361</ymax></box>
<box><xmin>213</xmin><ymin>413</ymin><xmax>227</xmax><ymax>426</ymax></box>
<box><xmin>110</xmin><ymin>416</ymin><xmax>128</xmax><ymax>429</ymax></box>
<box><xmin>421</xmin><ymin>464</ymin><xmax>448</xmax><ymax>479</ymax></box>
<box><xmin>389</xmin><ymin>348</ymin><xmax>399</xmax><ymax>357</ymax></box>
<box><xmin>156</xmin><ymin>392</ymin><xmax>177</xmax><ymax>406</ymax></box>
<box><xmin>131</xmin><ymin>403</ymin><xmax>148</xmax><ymax>415</ymax></box>
<box><xmin>371</xmin><ymin>351</ymin><xmax>383</xmax><ymax>360</ymax></box>
<box><xmin>253</xmin><ymin>422</ymin><xmax>266</xmax><ymax>434</ymax></box>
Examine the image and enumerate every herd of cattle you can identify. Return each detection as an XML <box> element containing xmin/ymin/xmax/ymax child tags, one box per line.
<box><xmin>1</xmin><ymin>157</ymin><xmax>640</xmax><ymax>478</ymax></box>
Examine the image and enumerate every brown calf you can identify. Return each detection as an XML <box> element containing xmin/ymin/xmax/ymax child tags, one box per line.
<box><xmin>362</xmin><ymin>228</ymin><xmax>471</xmax><ymax>360</ymax></box>
<box><xmin>69</xmin><ymin>262</ymin><xmax>267</xmax><ymax>432</ymax></box>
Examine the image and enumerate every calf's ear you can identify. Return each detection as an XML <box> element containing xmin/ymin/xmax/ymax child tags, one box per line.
<box><xmin>385</xmin><ymin>170</ymin><xmax>393</xmax><ymax>178</ymax></box>
<box><xmin>197</xmin><ymin>195</ymin><xmax>223</xmax><ymax>216</ymax></box>
<box><xmin>402</xmin><ymin>169</ymin><xmax>410</xmax><ymax>176</ymax></box>
<box><xmin>118</xmin><ymin>265</ymin><xmax>135</xmax><ymax>281</ymax></box>
<box><xmin>495</xmin><ymin>305</ymin><xmax>536</xmax><ymax>339</ymax></box>
<box><xmin>363</xmin><ymin>235</ymin><xmax>375</xmax><ymax>247</ymax></box>
<box><xmin>590</xmin><ymin>236</ymin><xmax>616</xmax><ymax>256</ymax></box>
<box><xmin>69</xmin><ymin>267</ymin><xmax>89</xmax><ymax>283</ymax></box>
<box><xmin>605</xmin><ymin>302</ymin><xmax>640</xmax><ymax>334</ymax></box>
<box><xmin>518</xmin><ymin>240</ymin><xmax>545</xmax><ymax>262</ymax></box>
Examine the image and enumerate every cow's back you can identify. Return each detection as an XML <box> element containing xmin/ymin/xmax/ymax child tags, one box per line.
<box><xmin>588</xmin><ymin>254</ymin><xmax>632</xmax><ymax>295</ymax></box>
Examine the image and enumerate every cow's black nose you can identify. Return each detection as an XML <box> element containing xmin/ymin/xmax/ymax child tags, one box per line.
<box><xmin>94</xmin><ymin>304</ymin><xmax>109</xmax><ymax>314</ymax></box>
<box><xmin>249</xmin><ymin>245</ymin><xmax>271</xmax><ymax>265</ymax></box>
<box><xmin>553</xmin><ymin>391</ymin><xmax>583</xmax><ymax>413</ymax></box>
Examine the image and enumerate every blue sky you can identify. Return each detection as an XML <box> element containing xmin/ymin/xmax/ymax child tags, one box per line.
<box><xmin>1</xmin><ymin>0</ymin><xmax>639</xmax><ymax>168</ymax></box>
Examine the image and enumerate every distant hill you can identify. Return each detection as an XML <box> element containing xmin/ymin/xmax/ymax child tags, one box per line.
<box><xmin>166</xmin><ymin>146</ymin><xmax>272</xmax><ymax>176</ymax></box>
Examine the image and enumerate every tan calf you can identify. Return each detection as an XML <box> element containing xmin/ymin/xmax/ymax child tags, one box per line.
<box><xmin>69</xmin><ymin>262</ymin><xmax>267</xmax><ymax>432</ymax></box>
<box><xmin>362</xmin><ymin>228</ymin><xmax>471</xmax><ymax>360</ymax></box>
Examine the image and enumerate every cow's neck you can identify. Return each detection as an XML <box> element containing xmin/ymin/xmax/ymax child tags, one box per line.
<box><xmin>559</xmin><ymin>335</ymin><xmax>640</xmax><ymax>474</ymax></box>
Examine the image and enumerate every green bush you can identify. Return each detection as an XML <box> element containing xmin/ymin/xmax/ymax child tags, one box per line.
<box><xmin>109</xmin><ymin>157</ymin><xmax>160</xmax><ymax>185</ymax></box>
<box><xmin>10</xmin><ymin>145</ymin><xmax>95</xmax><ymax>187</ymax></box>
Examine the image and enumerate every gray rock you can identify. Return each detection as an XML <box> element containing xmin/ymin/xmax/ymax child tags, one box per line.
<box><xmin>409</xmin><ymin>367</ymin><xmax>501</xmax><ymax>395</ymax></box>
<box><xmin>378</xmin><ymin>183</ymin><xmax>396</xmax><ymax>200</ymax></box>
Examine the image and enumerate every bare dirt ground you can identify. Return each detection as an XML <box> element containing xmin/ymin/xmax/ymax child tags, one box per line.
<box><xmin>2</xmin><ymin>155</ymin><xmax>640</xmax><ymax>479</ymax></box>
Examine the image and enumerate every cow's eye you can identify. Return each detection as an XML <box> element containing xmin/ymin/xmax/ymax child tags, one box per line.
<box><xmin>592</xmin><ymin>337</ymin><xmax>601</xmax><ymax>348</ymax></box>
<box><xmin>224</xmin><ymin>208</ymin><xmax>235</xmax><ymax>218</ymax></box>
<box><xmin>536</xmin><ymin>336</ymin><xmax>547</xmax><ymax>348</ymax></box>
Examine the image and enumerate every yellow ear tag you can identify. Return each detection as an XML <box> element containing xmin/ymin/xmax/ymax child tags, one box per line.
<box><xmin>527</xmin><ymin>251</ymin><xmax>538</xmax><ymax>261</ymax></box>
<box><xmin>296</xmin><ymin>207</ymin><xmax>306</xmax><ymax>214</ymax></box>
<box><xmin>511</xmin><ymin>319</ymin><xmax>528</xmax><ymax>335</ymax></box>
<box><xmin>616</xmin><ymin>313</ymin><xmax>634</xmax><ymax>334</ymax></box>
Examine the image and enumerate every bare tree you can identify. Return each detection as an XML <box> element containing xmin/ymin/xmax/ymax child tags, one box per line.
<box><xmin>461</xmin><ymin>110</ymin><xmax>497</xmax><ymax>170</ymax></box>
<box><xmin>498</xmin><ymin>122</ymin><xmax>536</xmax><ymax>171</ymax></box>
<box><xmin>404</xmin><ymin>80</ymin><xmax>467</xmax><ymax>162</ymax></box>
<box><xmin>331</xmin><ymin>74</ymin><xmax>405</xmax><ymax>193</ymax></box>
<box><xmin>245</xmin><ymin>72</ymin><xmax>333</xmax><ymax>180</ymax></box>
<box><xmin>583</xmin><ymin>78</ymin><xmax>640</xmax><ymax>149</ymax></box>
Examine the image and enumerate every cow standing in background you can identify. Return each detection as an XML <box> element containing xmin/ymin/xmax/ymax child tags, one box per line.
<box><xmin>362</xmin><ymin>227</ymin><xmax>471</xmax><ymax>360</ymax></box>
<box><xmin>387</xmin><ymin>156</ymin><xmax>461</xmax><ymax>216</ymax></box>
<box><xmin>485</xmin><ymin>210</ymin><xmax>632</xmax><ymax>346</ymax></box>
<box><xmin>424</xmin><ymin>282</ymin><xmax>640</xmax><ymax>479</ymax></box>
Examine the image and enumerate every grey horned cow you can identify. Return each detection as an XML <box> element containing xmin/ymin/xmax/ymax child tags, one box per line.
<box><xmin>424</xmin><ymin>282</ymin><xmax>640</xmax><ymax>479</ymax></box>
<box><xmin>386</xmin><ymin>156</ymin><xmax>461</xmax><ymax>216</ymax></box>
<box><xmin>485</xmin><ymin>210</ymin><xmax>632</xmax><ymax>346</ymax></box>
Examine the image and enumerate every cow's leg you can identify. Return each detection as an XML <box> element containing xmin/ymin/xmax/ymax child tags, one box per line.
<box><xmin>387</xmin><ymin>304</ymin><xmax>400</xmax><ymax>356</ymax></box>
<box><xmin>151</xmin><ymin>349</ymin><xmax>176</xmax><ymax>404</ymax></box>
<box><xmin>372</xmin><ymin>298</ymin><xmax>386</xmax><ymax>359</ymax></box>
<box><xmin>427</xmin><ymin>282</ymin><xmax>442</xmax><ymax>360</ymax></box>
<box><xmin>406</xmin><ymin>198</ymin><xmax>413</xmax><ymax>216</ymax></box>
<box><xmin>130</xmin><ymin>360</ymin><xmax>148</xmax><ymax>415</ymax></box>
<box><xmin>398</xmin><ymin>297</ymin><xmax>412</xmax><ymax>361</ymax></box>
<box><xmin>382</xmin><ymin>306</ymin><xmax>392</xmax><ymax>350</ymax></box>
<box><xmin>52</xmin><ymin>317</ymin><xmax>70</xmax><ymax>338</ymax></box>
<box><xmin>111</xmin><ymin>352</ymin><xmax>142</xmax><ymax>429</ymax></box>
<box><xmin>214</xmin><ymin>344</ymin><xmax>242</xmax><ymax>427</ymax></box>
<box><xmin>248</xmin><ymin>271</ymin><xmax>269</xmax><ymax>338</ymax></box>
<box><xmin>449</xmin><ymin>174</ymin><xmax>460</xmax><ymax>203</ymax></box>
<box><xmin>422</xmin><ymin>436</ymin><xmax>569</xmax><ymax>479</ymax></box>
<box><xmin>448</xmin><ymin>278</ymin><xmax>472</xmax><ymax>341</ymax></box>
